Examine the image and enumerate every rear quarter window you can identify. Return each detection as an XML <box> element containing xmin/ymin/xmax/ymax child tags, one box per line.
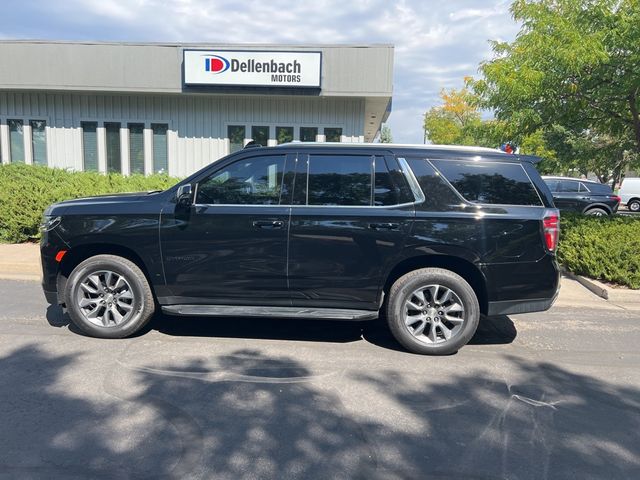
<box><xmin>585</xmin><ymin>183</ymin><xmax>613</xmax><ymax>195</ymax></box>
<box><xmin>431</xmin><ymin>159</ymin><xmax>542</xmax><ymax>206</ymax></box>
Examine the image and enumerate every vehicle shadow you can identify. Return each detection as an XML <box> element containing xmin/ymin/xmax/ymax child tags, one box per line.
<box><xmin>1</xmin><ymin>345</ymin><xmax>638</xmax><ymax>479</ymax></box>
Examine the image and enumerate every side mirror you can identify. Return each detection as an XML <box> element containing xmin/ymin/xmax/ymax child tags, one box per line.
<box><xmin>176</xmin><ymin>184</ymin><xmax>193</xmax><ymax>207</ymax></box>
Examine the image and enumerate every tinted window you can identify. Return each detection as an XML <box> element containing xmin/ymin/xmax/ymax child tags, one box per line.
<box><xmin>228</xmin><ymin>125</ymin><xmax>245</xmax><ymax>153</ymax></box>
<box><xmin>81</xmin><ymin>122</ymin><xmax>98</xmax><ymax>172</ymax></box>
<box><xmin>152</xmin><ymin>123</ymin><xmax>168</xmax><ymax>174</ymax></box>
<box><xmin>558</xmin><ymin>180</ymin><xmax>580</xmax><ymax>193</ymax></box>
<box><xmin>544</xmin><ymin>179</ymin><xmax>559</xmax><ymax>192</ymax></box>
<box><xmin>374</xmin><ymin>157</ymin><xmax>398</xmax><ymax>206</ymax></box>
<box><xmin>432</xmin><ymin>159</ymin><xmax>541</xmax><ymax>206</ymax></box>
<box><xmin>197</xmin><ymin>155</ymin><xmax>285</xmax><ymax>205</ymax></box>
<box><xmin>30</xmin><ymin>120</ymin><xmax>47</xmax><ymax>166</ymax></box>
<box><xmin>324</xmin><ymin>128</ymin><xmax>342</xmax><ymax>143</ymax></box>
<box><xmin>105</xmin><ymin>122</ymin><xmax>121</xmax><ymax>173</ymax></box>
<box><xmin>407</xmin><ymin>158</ymin><xmax>461</xmax><ymax>211</ymax></box>
<box><xmin>300</xmin><ymin>127</ymin><xmax>318</xmax><ymax>142</ymax></box>
<box><xmin>307</xmin><ymin>155</ymin><xmax>372</xmax><ymax>206</ymax></box>
<box><xmin>585</xmin><ymin>182</ymin><xmax>613</xmax><ymax>195</ymax></box>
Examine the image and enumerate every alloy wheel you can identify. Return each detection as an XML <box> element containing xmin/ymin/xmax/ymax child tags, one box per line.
<box><xmin>76</xmin><ymin>270</ymin><xmax>136</xmax><ymax>327</ymax></box>
<box><xmin>403</xmin><ymin>284</ymin><xmax>465</xmax><ymax>344</ymax></box>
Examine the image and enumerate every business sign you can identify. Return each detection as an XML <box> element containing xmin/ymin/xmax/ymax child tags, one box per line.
<box><xmin>183</xmin><ymin>50</ymin><xmax>321</xmax><ymax>88</ymax></box>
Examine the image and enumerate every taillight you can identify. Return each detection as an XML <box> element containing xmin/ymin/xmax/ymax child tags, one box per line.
<box><xmin>543</xmin><ymin>210</ymin><xmax>560</xmax><ymax>252</ymax></box>
<box><xmin>612</xmin><ymin>195</ymin><xmax>621</xmax><ymax>204</ymax></box>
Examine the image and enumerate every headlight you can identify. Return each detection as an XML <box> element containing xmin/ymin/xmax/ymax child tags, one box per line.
<box><xmin>40</xmin><ymin>215</ymin><xmax>61</xmax><ymax>232</ymax></box>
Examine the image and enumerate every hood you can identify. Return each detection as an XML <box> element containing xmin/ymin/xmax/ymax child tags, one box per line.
<box><xmin>46</xmin><ymin>191</ymin><xmax>162</xmax><ymax>215</ymax></box>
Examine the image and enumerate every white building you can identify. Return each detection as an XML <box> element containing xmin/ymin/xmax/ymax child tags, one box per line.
<box><xmin>0</xmin><ymin>41</ymin><xmax>393</xmax><ymax>177</ymax></box>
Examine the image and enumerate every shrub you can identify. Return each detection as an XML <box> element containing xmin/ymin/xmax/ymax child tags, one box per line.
<box><xmin>0</xmin><ymin>164</ymin><xmax>179</xmax><ymax>243</ymax></box>
<box><xmin>558</xmin><ymin>212</ymin><xmax>640</xmax><ymax>289</ymax></box>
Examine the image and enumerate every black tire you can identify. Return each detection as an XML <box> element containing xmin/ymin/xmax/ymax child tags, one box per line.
<box><xmin>585</xmin><ymin>207</ymin><xmax>609</xmax><ymax>216</ymax></box>
<box><xmin>386</xmin><ymin>268</ymin><xmax>480</xmax><ymax>355</ymax></box>
<box><xmin>64</xmin><ymin>254</ymin><xmax>155</xmax><ymax>338</ymax></box>
<box><xmin>628</xmin><ymin>199</ymin><xmax>640</xmax><ymax>212</ymax></box>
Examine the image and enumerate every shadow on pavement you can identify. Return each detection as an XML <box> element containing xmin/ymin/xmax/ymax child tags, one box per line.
<box><xmin>0</xmin><ymin>345</ymin><xmax>638</xmax><ymax>479</ymax></box>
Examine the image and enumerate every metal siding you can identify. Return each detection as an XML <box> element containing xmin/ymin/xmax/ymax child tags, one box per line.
<box><xmin>0</xmin><ymin>91</ymin><xmax>365</xmax><ymax>176</ymax></box>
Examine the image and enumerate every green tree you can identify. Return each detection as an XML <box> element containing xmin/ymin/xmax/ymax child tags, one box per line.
<box><xmin>471</xmin><ymin>0</ymin><xmax>640</xmax><ymax>178</ymax></box>
<box><xmin>423</xmin><ymin>86</ymin><xmax>481</xmax><ymax>145</ymax></box>
<box><xmin>379</xmin><ymin>124</ymin><xmax>393</xmax><ymax>143</ymax></box>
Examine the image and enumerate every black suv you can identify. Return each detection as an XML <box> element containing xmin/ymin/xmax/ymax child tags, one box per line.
<box><xmin>41</xmin><ymin>144</ymin><xmax>560</xmax><ymax>355</ymax></box>
<box><xmin>542</xmin><ymin>176</ymin><xmax>620</xmax><ymax>216</ymax></box>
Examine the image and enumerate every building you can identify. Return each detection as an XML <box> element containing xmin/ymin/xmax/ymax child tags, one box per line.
<box><xmin>0</xmin><ymin>40</ymin><xmax>393</xmax><ymax>177</ymax></box>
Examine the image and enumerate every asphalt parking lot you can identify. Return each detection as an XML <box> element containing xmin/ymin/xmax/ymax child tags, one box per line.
<box><xmin>1</xmin><ymin>278</ymin><xmax>639</xmax><ymax>480</ymax></box>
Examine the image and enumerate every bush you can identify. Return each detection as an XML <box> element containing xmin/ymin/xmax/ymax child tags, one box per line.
<box><xmin>558</xmin><ymin>212</ymin><xmax>640</xmax><ymax>289</ymax></box>
<box><xmin>0</xmin><ymin>164</ymin><xmax>179</xmax><ymax>243</ymax></box>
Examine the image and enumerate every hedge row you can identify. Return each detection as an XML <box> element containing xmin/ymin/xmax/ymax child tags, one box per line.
<box><xmin>2</xmin><ymin>164</ymin><xmax>639</xmax><ymax>289</ymax></box>
<box><xmin>0</xmin><ymin>164</ymin><xmax>179</xmax><ymax>243</ymax></box>
<box><xmin>558</xmin><ymin>213</ymin><xmax>640</xmax><ymax>289</ymax></box>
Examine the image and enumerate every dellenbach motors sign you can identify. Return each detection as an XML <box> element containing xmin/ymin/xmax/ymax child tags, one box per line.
<box><xmin>183</xmin><ymin>50</ymin><xmax>321</xmax><ymax>88</ymax></box>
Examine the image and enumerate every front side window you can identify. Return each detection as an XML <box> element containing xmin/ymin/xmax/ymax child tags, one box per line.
<box><xmin>8</xmin><ymin>119</ymin><xmax>24</xmax><ymax>163</ymax></box>
<box><xmin>307</xmin><ymin>155</ymin><xmax>372</xmax><ymax>206</ymax></box>
<box><xmin>128</xmin><ymin>123</ymin><xmax>145</xmax><ymax>174</ymax></box>
<box><xmin>196</xmin><ymin>155</ymin><xmax>285</xmax><ymax>205</ymax></box>
<box><xmin>152</xmin><ymin>123</ymin><xmax>168</xmax><ymax>174</ymax></box>
<box><xmin>104</xmin><ymin>122</ymin><xmax>121</xmax><ymax>173</ymax></box>
<box><xmin>431</xmin><ymin>159</ymin><xmax>541</xmax><ymax>206</ymax></box>
<box><xmin>324</xmin><ymin>127</ymin><xmax>342</xmax><ymax>143</ymax></box>
<box><xmin>81</xmin><ymin>122</ymin><xmax>98</xmax><ymax>171</ymax></box>
<box><xmin>228</xmin><ymin>125</ymin><xmax>245</xmax><ymax>153</ymax></box>
<box><xmin>30</xmin><ymin>120</ymin><xmax>47</xmax><ymax>166</ymax></box>
<box><xmin>251</xmin><ymin>126</ymin><xmax>269</xmax><ymax>146</ymax></box>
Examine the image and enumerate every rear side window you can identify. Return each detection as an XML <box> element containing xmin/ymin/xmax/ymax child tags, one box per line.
<box><xmin>431</xmin><ymin>159</ymin><xmax>542</xmax><ymax>206</ymax></box>
<box><xmin>406</xmin><ymin>158</ymin><xmax>461</xmax><ymax>211</ymax></box>
<box><xmin>558</xmin><ymin>180</ymin><xmax>580</xmax><ymax>193</ymax></box>
<box><xmin>585</xmin><ymin>183</ymin><xmax>613</xmax><ymax>195</ymax></box>
<box><xmin>307</xmin><ymin>155</ymin><xmax>372</xmax><ymax>206</ymax></box>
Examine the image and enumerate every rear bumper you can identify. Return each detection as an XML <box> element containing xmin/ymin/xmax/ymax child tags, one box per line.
<box><xmin>487</xmin><ymin>290</ymin><xmax>559</xmax><ymax>316</ymax></box>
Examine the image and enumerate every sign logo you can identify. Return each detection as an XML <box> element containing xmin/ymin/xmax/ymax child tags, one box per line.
<box><xmin>204</xmin><ymin>55</ymin><xmax>230</xmax><ymax>74</ymax></box>
<box><xmin>184</xmin><ymin>50</ymin><xmax>322</xmax><ymax>88</ymax></box>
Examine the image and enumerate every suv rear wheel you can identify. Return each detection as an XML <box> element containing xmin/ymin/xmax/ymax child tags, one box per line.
<box><xmin>585</xmin><ymin>207</ymin><xmax>609</xmax><ymax>216</ymax></box>
<box><xmin>386</xmin><ymin>268</ymin><xmax>480</xmax><ymax>355</ymax></box>
<box><xmin>64</xmin><ymin>254</ymin><xmax>155</xmax><ymax>338</ymax></box>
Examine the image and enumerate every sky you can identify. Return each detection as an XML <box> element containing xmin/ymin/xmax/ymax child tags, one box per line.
<box><xmin>0</xmin><ymin>0</ymin><xmax>522</xmax><ymax>143</ymax></box>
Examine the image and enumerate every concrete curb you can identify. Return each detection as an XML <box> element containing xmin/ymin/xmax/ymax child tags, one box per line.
<box><xmin>562</xmin><ymin>269</ymin><xmax>640</xmax><ymax>304</ymax></box>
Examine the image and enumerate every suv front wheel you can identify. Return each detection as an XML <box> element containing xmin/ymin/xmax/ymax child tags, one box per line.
<box><xmin>64</xmin><ymin>254</ymin><xmax>155</xmax><ymax>338</ymax></box>
<box><xmin>386</xmin><ymin>268</ymin><xmax>480</xmax><ymax>355</ymax></box>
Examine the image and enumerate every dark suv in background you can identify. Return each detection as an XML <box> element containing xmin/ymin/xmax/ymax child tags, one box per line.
<box><xmin>41</xmin><ymin>144</ymin><xmax>560</xmax><ymax>355</ymax></box>
<box><xmin>543</xmin><ymin>176</ymin><xmax>620</xmax><ymax>216</ymax></box>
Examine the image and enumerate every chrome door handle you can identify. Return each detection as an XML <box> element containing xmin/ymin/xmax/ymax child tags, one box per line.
<box><xmin>253</xmin><ymin>220</ymin><xmax>284</xmax><ymax>229</ymax></box>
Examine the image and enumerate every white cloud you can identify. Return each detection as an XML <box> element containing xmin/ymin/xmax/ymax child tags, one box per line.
<box><xmin>1</xmin><ymin>0</ymin><xmax>521</xmax><ymax>143</ymax></box>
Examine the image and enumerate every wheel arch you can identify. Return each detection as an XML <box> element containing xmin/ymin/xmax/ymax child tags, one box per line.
<box><xmin>57</xmin><ymin>243</ymin><xmax>155</xmax><ymax>301</ymax></box>
<box><xmin>582</xmin><ymin>203</ymin><xmax>612</xmax><ymax>215</ymax></box>
<box><xmin>383</xmin><ymin>254</ymin><xmax>488</xmax><ymax>315</ymax></box>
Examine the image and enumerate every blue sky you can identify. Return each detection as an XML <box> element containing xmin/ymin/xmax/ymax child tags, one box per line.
<box><xmin>0</xmin><ymin>0</ymin><xmax>521</xmax><ymax>143</ymax></box>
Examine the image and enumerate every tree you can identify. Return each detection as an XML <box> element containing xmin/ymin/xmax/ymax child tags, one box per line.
<box><xmin>423</xmin><ymin>86</ymin><xmax>482</xmax><ymax>145</ymax></box>
<box><xmin>471</xmin><ymin>0</ymin><xmax>640</xmax><ymax>153</ymax></box>
<box><xmin>379</xmin><ymin>124</ymin><xmax>393</xmax><ymax>143</ymax></box>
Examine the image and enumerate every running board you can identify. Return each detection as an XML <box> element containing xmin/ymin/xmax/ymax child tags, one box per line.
<box><xmin>161</xmin><ymin>305</ymin><xmax>378</xmax><ymax>321</ymax></box>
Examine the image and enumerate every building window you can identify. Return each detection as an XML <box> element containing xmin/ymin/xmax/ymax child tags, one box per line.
<box><xmin>276</xmin><ymin>126</ymin><xmax>293</xmax><ymax>145</ymax></box>
<box><xmin>251</xmin><ymin>126</ymin><xmax>269</xmax><ymax>146</ymax></box>
<box><xmin>30</xmin><ymin>120</ymin><xmax>47</xmax><ymax>166</ymax></box>
<box><xmin>300</xmin><ymin>127</ymin><xmax>318</xmax><ymax>142</ymax></box>
<box><xmin>228</xmin><ymin>125</ymin><xmax>245</xmax><ymax>153</ymax></box>
<box><xmin>81</xmin><ymin>122</ymin><xmax>98</xmax><ymax>172</ymax></box>
<box><xmin>128</xmin><ymin>123</ymin><xmax>145</xmax><ymax>174</ymax></box>
<box><xmin>8</xmin><ymin>120</ymin><xmax>25</xmax><ymax>163</ymax></box>
<box><xmin>152</xmin><ymin>123</ymin><xmax>168</xmax><ymax>174</ymax></box>
<box><xmin>324</xmin><ymin>127</ymin><xmax>342</xmax><ymax>143</ymax></box>
<box><xmin>105</xmin><ymin>122</ymin><xmax>122</xmax><ymax>173</ymax></box>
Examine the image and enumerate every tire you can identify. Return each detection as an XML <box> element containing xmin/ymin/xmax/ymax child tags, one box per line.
<box><xmin>629</xmin><ymin>199</ymin><xmax>640</xmax><ymax>212</ymax></box>
<box><xmin>585</xmin><ymin>207</ymin><xmax>609</xmax><ymax>216</ymax></box>
<box><xmin>386</xmin><ymin>268</ymin><xmax>480</xmax><ymax>355</ymax></box>
<box><xmin>64</xmin><ymin>254</ymin><xmax>155</xmax><ymax>338</ymax></box>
